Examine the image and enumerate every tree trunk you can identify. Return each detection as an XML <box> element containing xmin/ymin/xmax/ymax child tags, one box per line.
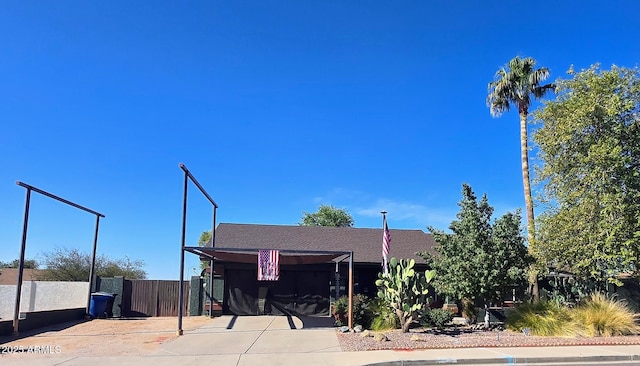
<box><xmin>520</xmin><ymin>111</ymin><xmax>540</xmax><ymax>301</ymax></box>
<box><xmin>397</xmin><ymin>309</ymin><xmax>412</xmax><ymax>333</ymax></box>
<box><xmin>461</xmin><ymin>298</ymin><xmax>477</xmax><ymax>324</ymax></box>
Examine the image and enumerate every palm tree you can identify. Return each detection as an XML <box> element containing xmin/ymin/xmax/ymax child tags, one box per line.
<box><xmin>487</xmin><ymin>56</ymin><xmax>554</xmax><ymax>300</ymax></box>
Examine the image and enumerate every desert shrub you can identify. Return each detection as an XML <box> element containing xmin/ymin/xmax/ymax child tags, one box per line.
<box><xmin>572</xmin><ymin>293</ymin><xmax>639</xmax><ymax>337</ymax></box>
<box><xmin>506</xmin><ymin>301</ymin><xmax>574</xmax><ymax>336</ymax></box>
<box><xmin>332</xmin><ymin>297</ymin><xmax>348</xmax><ymax>326</ymax></box>
<box><xmin>370</xmin><ymin>298</ymin><xmax>399</xmax><ymax>331</ymax></box>
<box><xmin>507</xmin><ymin>294</ymin><xmax>639</xmax><ymax>337</ymax></box>
<box><xmin>333</xmin><ymin>294</ymin><xmax>373</xmax><ymax>328</ymax></box>
<box><xmin>421</xmin><ymin>308</ymin><xmax>454</xmax><ymax>328</ymax></box>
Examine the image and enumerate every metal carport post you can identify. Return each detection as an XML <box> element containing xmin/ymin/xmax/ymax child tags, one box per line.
<box><xmin>177</xmin><ymin>163</ymin><xmax>218</xmax><ymax>336</ymax></box>
<box><xmin>13</xmin><ymin>181</ymin><xmax>105</xmax><ymax>335</ymax></box>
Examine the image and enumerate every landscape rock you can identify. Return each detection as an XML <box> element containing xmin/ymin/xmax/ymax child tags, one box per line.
<box><xmin>359</xmin><ymin>330</ymin><xmax>372</xmax><ymax>338</ymax></box>
<box><xmin>410</xmin><ymin>334</ymin><xmax>425</xmax><ymax>342</ymax></box>
<box><xmin>339</xmin><ymin>326</ymin><xmax>350</xmax><ymax>333</ymax></box>
<box><xmin>353</xmin><ymin>325</ymin><xmax>363</xmax><ymax>333</ymax></box>
<box><xmin>373</xmin><ymin>333</ymin><xmax>389</xmax><ymax>342</ymax></box>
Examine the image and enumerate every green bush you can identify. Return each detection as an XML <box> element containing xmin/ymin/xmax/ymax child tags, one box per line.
<box><xmin>421</xmin><ymin>308</ymin><xmax>455</xmax><ymax>329</ymax></box>
<box><xmin>332</xmin><ymin>294</ymin><xmax>373</xmax><ymax>328</ymax></box>
<box><xmin>370</xmin><ymin>299</ymin><xmax>399</xmax><ymax>331</ymax></box>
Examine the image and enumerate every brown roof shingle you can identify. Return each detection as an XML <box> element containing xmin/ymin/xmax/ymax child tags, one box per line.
<box><xmin>0</xmin><ymin>268</ymin><xmax>41</xmax><ymax>285</ymax></box>
<box><xmin>214</xmin><ymin>223</ymin><xmax>436</xmax><ymax>264</ymax></box>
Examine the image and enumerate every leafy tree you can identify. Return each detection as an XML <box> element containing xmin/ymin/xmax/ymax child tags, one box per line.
<box><xmin>299</xmin><ymin>204</ymin><xmax>354</xmax><ymax>227</ymax></box>
<box><xmin>421</xmin><ymin>184</ymin><xmax>531</xmax><ymax>314</ymax></box>
<box><xmin>533</xmin><ymin>65</ymin><xmax>640</xmax><ymax>286</ymax></box>
<box><xmin>37</xmin><ymin>247</ymin><xmax>147</xmax><ymax>281</ymax></box>
<box><xmin>487</xmin><ymin>56</ymin><xmax>555</xmax><ymax>299</ymax></box>
<box><xmin>198</xmin><ymin>230</ymin><xmax>212</xmax><ymax>271</ymax></box>
<box><xmin>0</xmin><ymin>258</ymin><xmax>39</xmax><ymax>269</ymax></box>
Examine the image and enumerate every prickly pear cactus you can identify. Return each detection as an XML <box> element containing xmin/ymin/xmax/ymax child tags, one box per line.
<box><xmin>375</xmin><ymin>257</ymin><xmax>436</xmax><ymax>332</ymax></box>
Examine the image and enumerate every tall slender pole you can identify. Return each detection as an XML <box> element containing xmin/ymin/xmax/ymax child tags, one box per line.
<box><xmin>348</xmin><ymin>251</ymin><xmax>354</xmax><ymax>330</ymax></box>
<box><xmin>86</xmin><ymin>215</ymin><xmax>101</xmax><ymax>316</ymax></box>
<box><xmin>13</xmin><ymin>188</ymin><xmax>31</xmax><ymax>334</ymax></box>
<box><xmin>208</xmin><ymin>206</ymin><xmax>217</xmax><ymax>318</ymax></box>
<box><xmin>381</xmin><ymin>211</ymin><xmax>388</xmax><ymax>275</ymax></box>
<box><xmin>177</xmin><ymin>170</ymin><xmax>188</xmax><ymax>336</ymax></box>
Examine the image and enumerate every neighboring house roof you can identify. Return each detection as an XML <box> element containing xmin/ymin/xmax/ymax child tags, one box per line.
<box><xmin>213</xmin><ymin>223</ymin><xmax>437</xmax><ymax>264</ymax></box>
<box><xmin>0</xmin><ymin>268</ymin><xmax>41</xmax><ymax>285</ymax></box>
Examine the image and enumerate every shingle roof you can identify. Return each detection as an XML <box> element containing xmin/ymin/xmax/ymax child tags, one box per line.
<box><xmin>214</xmin><ymin>223</ymin><xmax>436</xmax><ymax>264</ymax></box>
<box><xmin>0</xmin><ymin>268</ymin><xmax>41</xmax><ymax>285</ymax></box>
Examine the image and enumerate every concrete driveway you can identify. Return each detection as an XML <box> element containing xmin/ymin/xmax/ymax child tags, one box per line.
<box><xmin>0</xmin><ymin>315</ymin><xmax>343</xmax><ymax>366</ymax></box>
<box><xmin>153</xmin><ymin>314</ymin><xmax>341</xmax><ymax>357</ymax></box>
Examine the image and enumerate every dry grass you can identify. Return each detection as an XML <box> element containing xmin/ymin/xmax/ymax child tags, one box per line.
<box><xmin>506</xmin><ymin>301</ymin><xmax>575</xmax><ymax>336</ymax></box>
<box><xmin>506</xmin><ymin>293</ymin><xmax>639</xmax><ymax>337</ymax></box>
<box><xmin>572</xmin><ymin>293</ymin><xmax>639</xmax><ymax>336</ymax></box>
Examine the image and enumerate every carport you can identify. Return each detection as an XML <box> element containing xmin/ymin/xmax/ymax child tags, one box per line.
<box><xmin>175</xmin><ymin>163</ymin><xmax>355</xmax><ymax>335</ymax></box>
<box><xmin>185</xmin><ymin>247</ymin><xmax>353</xmax><ymax>317</ymax></box>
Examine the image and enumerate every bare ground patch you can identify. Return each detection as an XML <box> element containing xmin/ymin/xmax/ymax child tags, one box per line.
<box><xmin>0</xmin><ymin>316</ymin><xmax>212</xmax><ymax>358</ymax></box>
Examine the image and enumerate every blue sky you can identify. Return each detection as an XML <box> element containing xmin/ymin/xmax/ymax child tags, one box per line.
<box><xmin>1</xmin><ymin>1</ymin><xmax>639</xmax><ymax>279</ymax></box>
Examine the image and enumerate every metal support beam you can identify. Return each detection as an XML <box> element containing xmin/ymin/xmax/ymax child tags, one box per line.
<box><xmin>13</xmin><ymin>188</ymin><xmax>31</xmax><ymax>334</ymax></box>
<box><xmin>208</xmin><ymin>206</ymin><xmax>217</xmax><ymax>318</ymax></box>
<box><xmin>177</xmin><ymin>169</ymin><xmax>188</xmax><ymax>336</ymax></box>
<box><xmin>86</xmin><ymin>215</ymin><xmax>102</xmax><ymax>315</ymax></box>
<box><xmin>179</xmin><ymin>163</ymin><xmax>218</xmax><ymax>208</ymax></box>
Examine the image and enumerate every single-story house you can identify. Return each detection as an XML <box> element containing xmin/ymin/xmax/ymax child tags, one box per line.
<box><xmin>190</xmin><ymin>223</ymin><xmax>437</xmax><ymax>316</ymax></box>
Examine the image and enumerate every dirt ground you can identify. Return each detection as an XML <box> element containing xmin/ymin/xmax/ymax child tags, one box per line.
<box><xmin>0</xmin><ymin>316</ymin><xmax>212</xmax><ymax>358</ymax></box>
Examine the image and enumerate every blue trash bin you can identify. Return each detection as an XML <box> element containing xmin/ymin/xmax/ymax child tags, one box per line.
<box><xmin>90</xmin><ymin>292</ymin><xmax>114</xmax><ymax>318</ymax></box>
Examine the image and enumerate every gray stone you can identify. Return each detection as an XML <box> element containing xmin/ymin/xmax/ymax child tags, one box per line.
<box><xmin>339</xmin><ymin>326</ymin><xmax>350</xmax><ymax>333</ymax></box>
<box><xmin>353</xmin><ymin>325</ymin><xmax>363</xmax><ymax>333</ymax></box>
<box><xmin>359</xmin><ymin>330</ymin><xmax>372</xmax><ymax>338</ymax></box>
<box><xmin>452</xmin><ymin>317</ymin><xmax>469</xmax><ymax>325</ymax></box>
<box><xmin>373</xmin><ymin>332</ymin><xmax>389</xmax><ymax>342</ymax></box>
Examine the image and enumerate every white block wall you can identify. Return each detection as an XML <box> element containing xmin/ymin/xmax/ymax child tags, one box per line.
<box><xmin>0</xmin><ymin>281</ymin><xmax>90</xmax><ymax>320</ymax></box>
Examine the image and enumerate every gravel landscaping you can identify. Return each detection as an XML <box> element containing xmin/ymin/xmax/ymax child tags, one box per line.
<box><xmin>337</xmin><ymin>326</ymin><xmax>640</xmax><ymax>351</ymax></box>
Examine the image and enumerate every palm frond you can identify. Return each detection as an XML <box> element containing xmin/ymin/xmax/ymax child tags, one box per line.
<box><xmin>487</xmin><ymin>56</ymin><xmax>555</xmax><ymax>118</ymax></box>
<box><xmin>529</xmin><ymin>68</ymin><xmax>551</xmax><ymax>86</ymax></box>
<box><xmin>532</xmin><ymin>83</ymin><xmax>555</xmax><ymax>99</ymax></box>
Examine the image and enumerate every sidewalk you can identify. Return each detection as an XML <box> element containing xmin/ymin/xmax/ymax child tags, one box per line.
<box><xmin>1</xmin><ymin>315</ymin><xmax>639</xmax><ymax>365</ymax></box>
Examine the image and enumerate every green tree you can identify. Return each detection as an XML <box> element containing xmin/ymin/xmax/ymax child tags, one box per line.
<box><xmin>487</xmin><ymin>56</ymin><xmax>555</xmax><ymax>299</ymax></box>
<box><xmin>0</xmin><ymin>258</ymin><xmax>39</xmax><ymax>269</ymax></box>
<box><xmin>198</xmin><ymin>230</ymin><xmax>212</xmax><ymax>271</ymax></box>
<box><xmin>299</xmin><ymin>204</ymin><xmax>354</xmax><ymax>227</ymax></box>
<box><xmin>533</xmin><ymin>64</ymin><xmax>640</xmax><ymax>287</ymax></box>
<box><xmin>421</xmin><ymin>184</ymin><xmax>531</xmax><ymax>314</ymax></box>
<box><xmin>37</xmin><ymin>247</ymin><xmax>147</xmax><ymax>281</ymax></box>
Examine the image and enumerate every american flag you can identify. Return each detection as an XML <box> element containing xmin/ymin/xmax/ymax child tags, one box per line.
<box><xmin>382</xmin><ymin>218</ymin><xmax>390</xmax><ymax>275</ymax></box>
<box><xmin>258</xmin><ymin>250</ymin><xmax>280</xmax><ymax>281</ymax></box>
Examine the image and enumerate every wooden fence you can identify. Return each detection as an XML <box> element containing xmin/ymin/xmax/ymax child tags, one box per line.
<box><xmin>121</xmin><ymin>279</ymin><xmax>189</xmax><ymax>317</ymax></box>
